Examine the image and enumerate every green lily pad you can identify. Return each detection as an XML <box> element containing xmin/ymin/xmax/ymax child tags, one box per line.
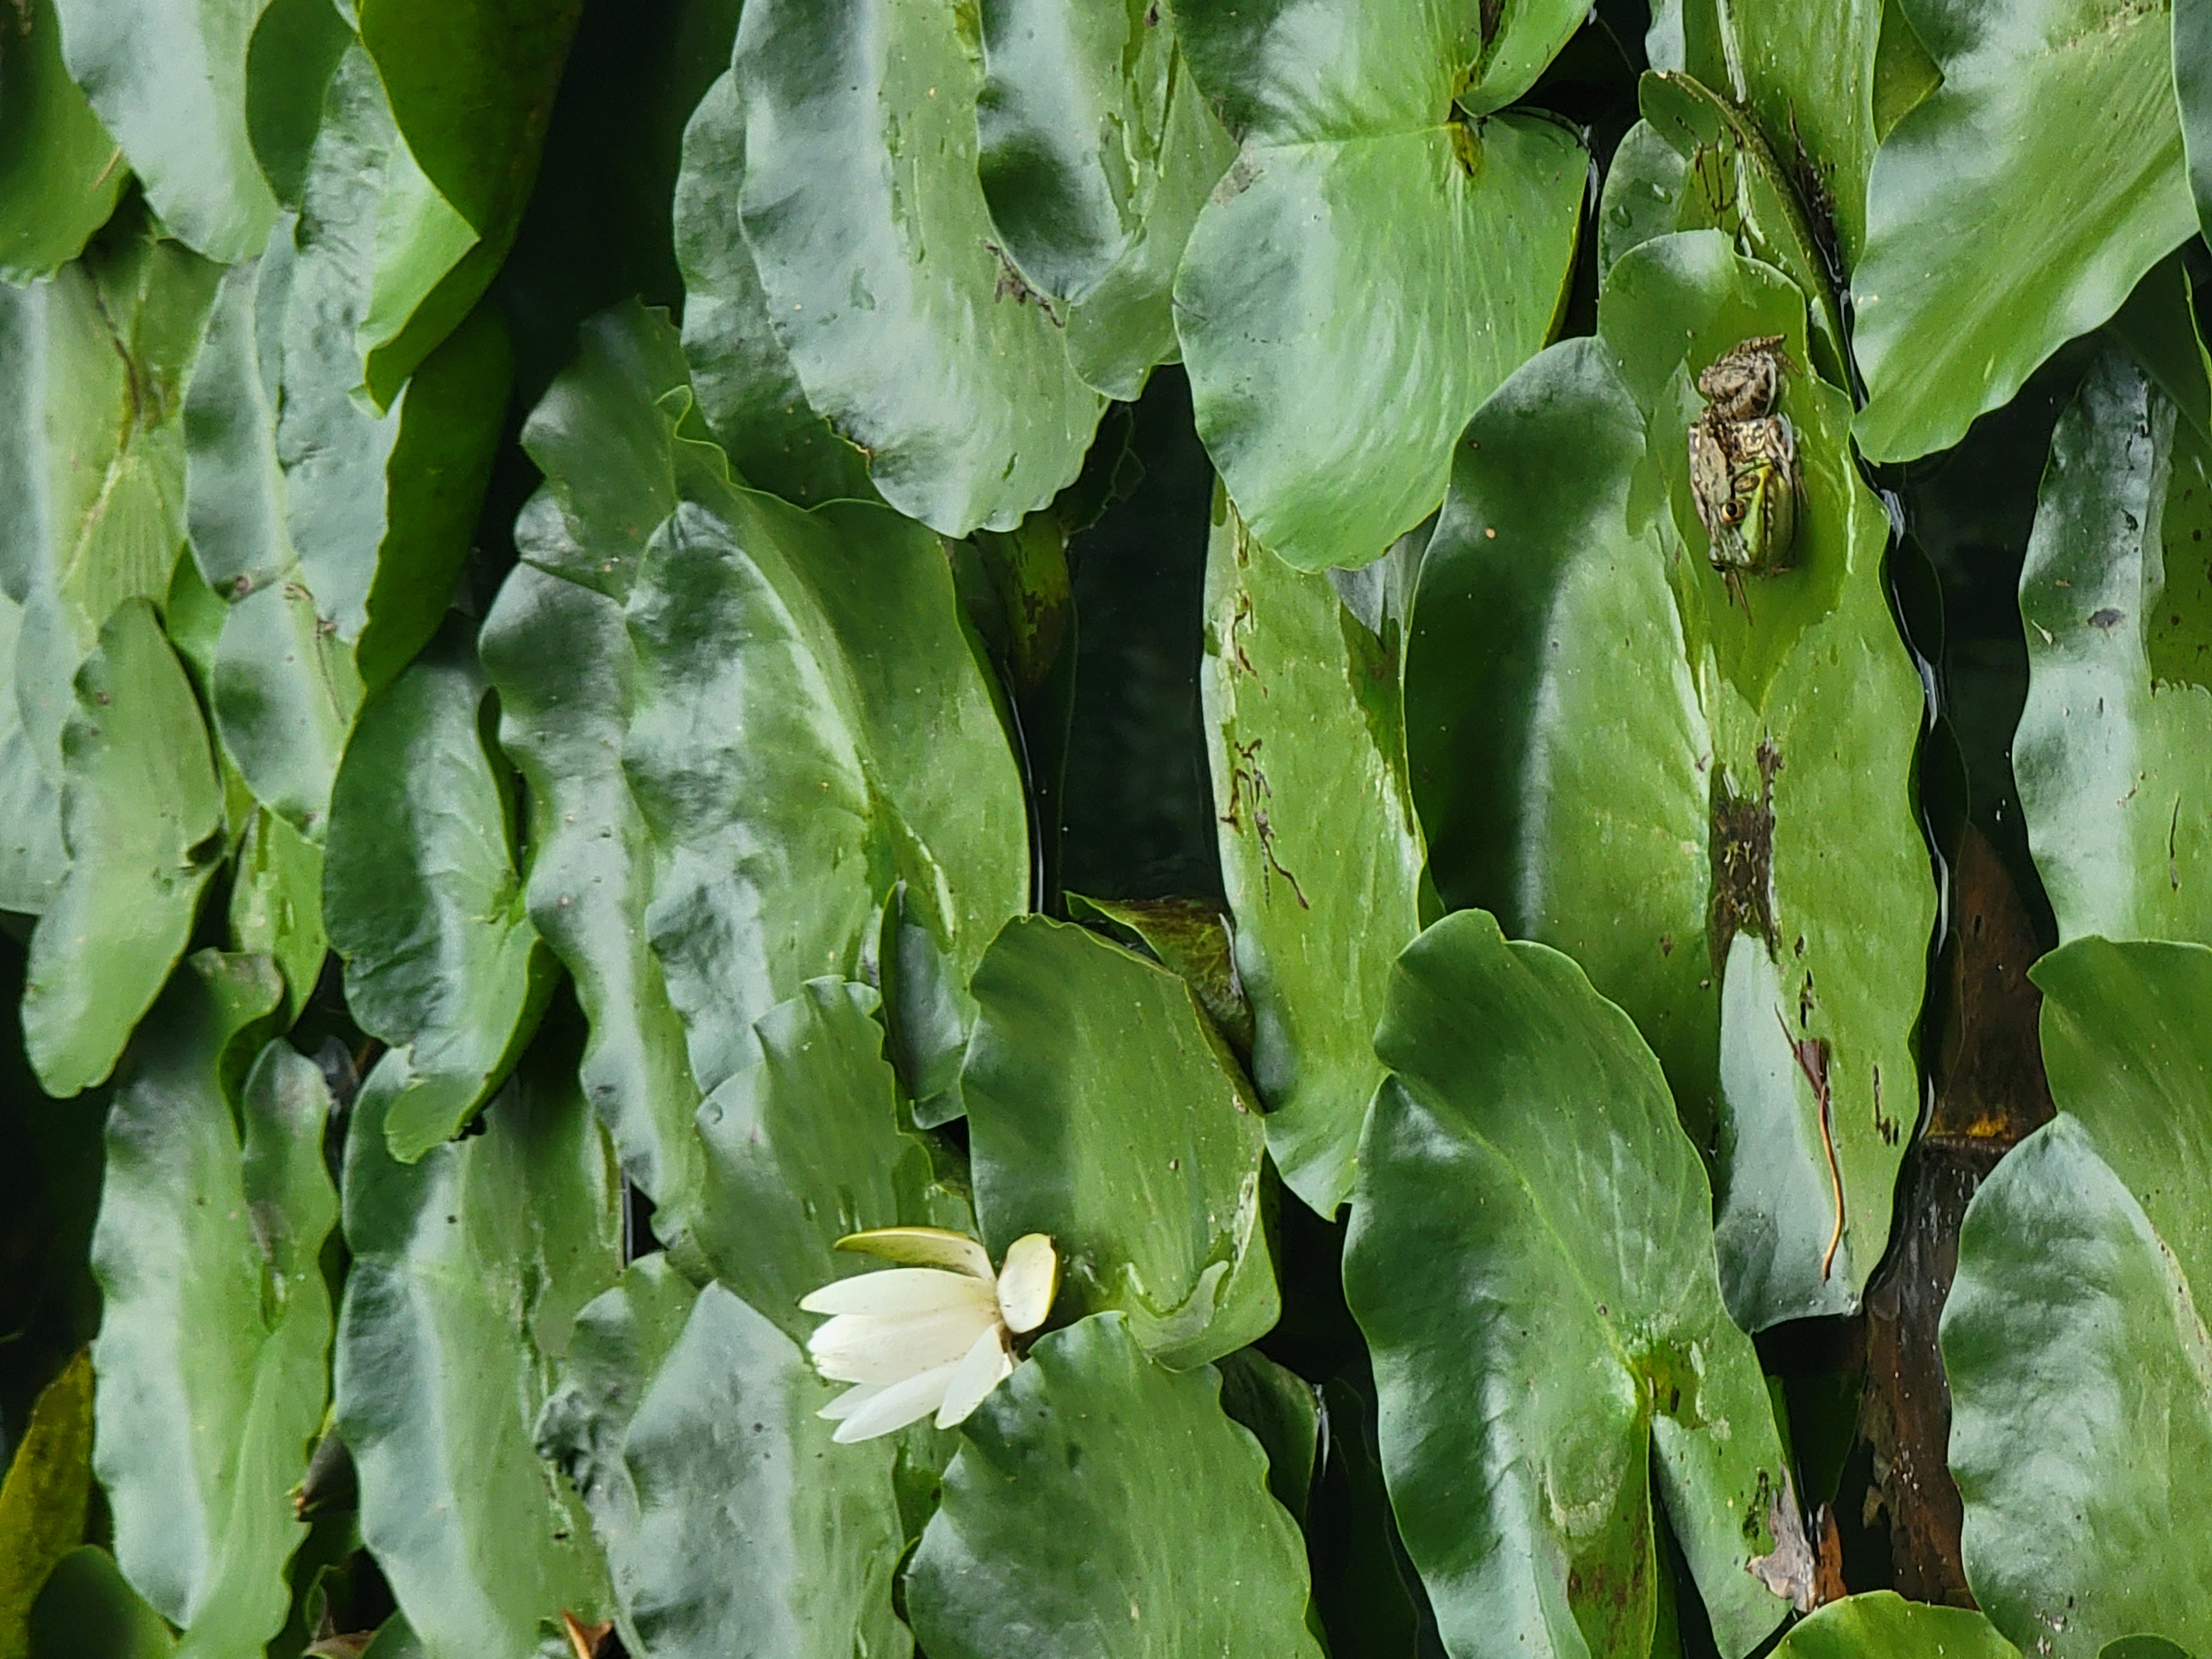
<box><xmin>1852</xmin><ymin>0</ymin><xmax>2196</xmax><ymax>461</ymax></box>
<box><xmin>27</xmin><ymin>1550</ymin><xmax>173</xmax><ymax>1659</ymax></box>
<box><xmin>225</xmin><ymin>806</ymin><xmax>326</xmax><ymax>1025</ymax></box>
<box><xmin>2184</xmin><ymin>0</ymin><xmax>2212</xmax><ymax>251</ymax></box>
<box><xmin>2015</xmin><ymin>342</ymin><xmax>2212</xmax><ymax>946</ymax></box>
<box><xmin>90</xmin><ymin>958</ymin><xmax>335</xmax><ymax>1655</ymax></box>
<box><xmin>321</xmin><ymin>623</ymin><xmax>555</xmax><ymax>1162</ymax></box>
<box><xmin>0</xmin><ymin>0</ymin><xmax>124</xmax><ymax>283</ymax></box>
<box><xmin>23</xmin><ymin>601</ymin><xmax>226</xmax><ymax>1097</ymax></box>
<box><xmin>1407</xmin><ymin>232</ymin><xmax>1931</xmax><ymax>1327</ymax></box>
<box><xmin>1772</xmin><ymin>1593</ymin><xmax>2021</xmax><ymax>1658</ymax></box>
<box><xmin>0</xmin><ymin>593</ymin><xmax>66</xmax><ymax>915</ymax></box>
<box><xmin>907</xmin><ymin>1312</ymin><xmax>1323</xmax><ymax>1659</ymax></box>
<box><xmin>727</xmin><ymin>0</ymin><xmax>1105</xmax><ymax>536</ymax></box>
<box><xmin>1199</xmin><ymin>494</ymin><xmax>1424</xmax><ymax>1217</ymax></box>
<box><xmin>241</xmin><ymin>0</ymin><xmax>352</xmax><ymax>207</ymax></box>
<box><xmin>975</xmin><ymin>0</ymin><xmax>1235</xmax><ymax>400</ymax></box>
<box><xmin>1168</xmin><ymin>0</ymin><xmax>1587</xmax><ymax>571</ymax></box>
<box><xmin>1942</xmin><ymin>937</ymin><xmax>2212</xmax><ymax>1659</ymax></box>
<box><xmin>551</xmin><ymin>1276</ymin><xmax>915</xmax><ymax>1659</ymax></box>
<box><xmin>334</xmin><ymin>1032</ymin><xmax>619</xmax><ymax>1658</ymax></box>
<box><xmin>0</xmin><ymin>1352</ymin><xmax>94</xmax><ymax>1659</ymax></box>
<box><xmin>670</xmin><ymin>69</ymin><xmax>878</xmax><ymax>509</ymax></box>
<box><xmin>1343</xmin><ymin>910</ymin><xmax>1797</xmax><ymax>1659</ymax></box>
<box><xmin>48</xmin><ymin>0</ymin><xmax>277</xmax><ymax>262</ymax></box>
<box><xmin>962</xmin><ymin>916</ymin><xmax>1276</xmax><ymax>1370</ymax></box>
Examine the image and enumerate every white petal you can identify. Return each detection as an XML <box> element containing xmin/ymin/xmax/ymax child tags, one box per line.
<box><xmin>995</xmin><ymin>1233</ymin><xmax>1059</xmax><ymax>1334</ymax></box>
<box><xmin>935</xmin><ymin>1327</ymin><xmax>1014</xmax><ymax>1429</ymax></box>
<box><xmin>834</xmin><ymin>1226</ymin><xmax>995</xmax><ymax>1282</ymax></box>
<box><xmin>817</xmin><ymin>1381</ymin><xmax>885</xmax><ymax>1422</ymax></box>
<box><xmin>807</xmin><ymin>1303</ymin><xmax>997</xmax><ymax>1384</ymax></box>
<box><xmin>831</xmin><ymin>1363</ymin><xmax>959</xmax><ymax>1443</ymax></box>
<box><xmin>800</xmin><ymin>1267</ymin><xmax>998</xmax><ymax>1318</ymax></box>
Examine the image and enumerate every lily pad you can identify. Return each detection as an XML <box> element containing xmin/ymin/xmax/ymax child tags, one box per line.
<box><xmin>906</xmin><ymin>1312</ymin><xmax>1323</xmax><ymax>1659</ymax></box>
<box><xmin>1199</xmin><ymin>495</ymin><xmax>1424</xmax><ymax>1217</ymax></box>
<box><xmin>1343</xmin><ymin>910</ymin><xmax>1798</xmax><ymax>1659</ymax></box>
<box><xmin>0</xmin><ymin>594</ymin><xmax>66</xmax><ymax>915</ymax></box>
<box><xmin>1852</xmin><ymin>0</ymin><xmax>2196</xmax><ymax>461</ymax></box>
<box><xmin>0</xmin><ymin>0</ymin><xmax>125</xmax><ymax>283</ymax></box>
<box><xmin>2015</xmin><ymin>342</ymin><xmax>2212</xmax><ymax>945</ymax></box>
<box><xmin>334</xmin><ymin>1032</ymin><xmax>619</xmax><ymax>1658</ymax></box>
<box><xmin>23</xmin><ymin>601</ymin><xmax>227</xmax><ymax>1098</ymax></box>
<box><xmin>975</xmin><ymin>0</ymin><xmax>1235</xmax><ymax>399</ymax></box>
<box><xmin>0</xmin><ymin>1352</ymin><xmax>95</xmax><ymax>1659</ymax></box>
<box><xmin>728</xmin><ymin>0</ymin><xmax>1105</xmax><ymax>536</ymax></box>
<box><xmin>961</xmin><ymin>916</ymin><xmax>1276</xmax><ymax>1370</ymax></box>
<box><xmin>1771</xmin><ymin>1593</ymin><xmax>2022</xmax><ymax>1658</ymax></box>
<box><xmin>27</xmin><ymin>1550</ymin><xmax>173</xmax><ymax>1659</ymax></box>
<box><xmin>90</xmin><ymin>959</ymin><xmax>335</xmax><ymax>1655</ymax></box>
<box><xmin>321</xmin><ymin>623</ymin><xmax>555</xmax><ymax>1162</ymax></box>
<box><xmin>1168</xmin><ymin>0</ymin><xmax>1588</xmax><ymax>571</ymax></box>
<box><xmin>226</xmin><ymin>806</ymin><xmax>327</xmax><ymax>1025</ymax></box>
<box><xmin>1406</xmin><ymin>232</ymin><xmax>1931</xmax><ymax>1327</ymax></box>
<box><xmin>1942</xmin><ymin>937</ymin><xmax>2212</xmax><ymax>1659</ymax></box>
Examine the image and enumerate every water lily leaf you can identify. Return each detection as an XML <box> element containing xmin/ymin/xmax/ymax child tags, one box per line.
<box><xmin>1199</xmin><ymin>496</ymin><xmax>1424</xmax><ymax>1217</ymax></box>
<box><xmin>478</xmin><ymin>561</ymin><xmax>707</xmax><ymax>1259</ymax></box>
<box><xmin>242</xmin><ymin>0</ymin><xmax>352</xmax><ymax>207</ymax></box>
<box><xmin>0</xmin><ymin>594</ymin><xmax>65</xmax><ymax>915</ymax></box>
<box><xmin>322</xmin><ymin>623</ymin><xmax>555</xmax><ymax>1162</ymax></box>
<box><xmin>1214</xmin><ymin>1347</ymin><xmax>1321</xmax><ymax>1524</ymax></box>
<box><xmin>1344</xmin><ymin>910</ymin><xmax>1797</xmax><ymax>1659</ymax></box>
<box><xmin>334</xmin><ymin>1032</ymin><xmax>619</xmax><ymax>1659</ymax></box>
<box><xmin>670</xmin><ymin>69</ymin><xmax>877</xmax><ymax>509</ymax></box>
<box><xmin>1943</xmin><ymin>937</ymin><xmax>2212</xmax><ymax>1659</ymax></box>
<box><xmin>975</xmin><ymin>0</ymin><xmax>1235</xmax><ymax>399</ymax></box>
<box><xmin>1168</xmin><ymin>0</ymin><xmax>1587</xmax><ymax>572</ymax></box>
<box><xmin>1407</xmin><ymin>232</ymin><xmax>1931</xmax><ymax>1327</ymax></box>
<box><xmin>908</xmin><ymin>1313</ymin><xmax>1323</xmax><ymax>1659</ymax></box>
<box><xmin>91</xmin><ymin>958</ymin><xmax>335</xmax><ymax>1656</ymax></box>
<box><xmin>226</xmin><ymin>806</ymin><xmax>326</xmax><ymax>1025</ymax></box>
<box><xmin>48</xmin><ymin>0</ymin><xmax>277</xmax><ymax>262</ymax></box>
<box><xmin>27</xmin><ymin>1550</ymin><xmax>173</xmax><ymax>1659</ymax></box>
<box><xmin>23</xmin><ymin>601</ymin><xmax>226</xmax><ymax>1097</ymax></box>
<box><xmin>348</xmin><ymin>0</ymin><xmax>580</xmax><ymax>404</ymax></box>
<box><xmin>962</xmin><ymin>916</ymin><xmax>1276</xmax><ymax>1370</ymax></box>
<box><xmin>727</xmin><ymin>0</ymin><xmax>1105</xmax><ymax>536</ymax></box>
<box><xmin>1852</xmin><ymin>0</ymin><xmax>2196</xmax><ymax>461</ymax></box>
<box><xmin>0</xmin><ymin>1352</ymin><xmax>94</xmax><ymax>1659</ymax></box>
<box><xmin>2179</xmin><ymin>0</ymin><xmax>2212</xmax><ymax>253</ymax></box>
<box><xmin>2108</xmin><ymin>252</ymin><xmax>2212</xmax><ymax>446</ymax></box>
<box><xmin>2016</xmin><ymin>342</ymin><xmax>2212</xmax><ymax>946</ymax></box>
<box><xmin>674</xmin><ymin>979</ymin><xmax>972</xmax><ymax>1346</ymax></box>
<box><xmin>1062</xmin><ymin>895</ymin><xmax>1253</xmax><ymax>1055</ymax></box>
<box><xmin>550</xmin><ymin>1277</ymin><xmax>914</xmax><ymax>1659</ymax></box>
<box><xmin>1771</xmin><ymin>1593</ymin><xmax>2021</xmax><ymax>1658</ymax></box>
<box><xmin>0</xmin><ymin>0</ymin><xmax>124</xmax><ymax>283</ymax></box>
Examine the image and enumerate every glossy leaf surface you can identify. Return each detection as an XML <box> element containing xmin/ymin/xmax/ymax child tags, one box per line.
<box><xmin>962</xmin><ymin>916</ymin><xmax>1276</xmax><ymax>1369</ymax></box>
<box><xmin>1344</xmin><ymin>911</ymin><xmax>1796</xmax><ymax>1659</ymax></box>
<box><xmin>2016</xmin><ymin>343</ymin><xmax>2212</xmax><ymax>945</ymax></box>
<box><xmin>91</xmin><ymin>959</ymin><xmax>333</xmax><ymax>1655</ymax></box>
<box><xmin>729</xmin><ymin>0</ymin><xmax>1105</xmax><ymax>535</ymax></box>
<box><xmin>335</xmin><ymin>1039</ymin><xmax>619</xmax><ymax>1658</ymax></box>
<box><xmin>0</xmin><ymin>0</ymin><xmax>124</xmax><ymax>283</ymax></box>
<box><xmin>1853</xmin><ymin>0</ymin><xmax>2196</xmax><ymax>460</ymax></box>
<box><xmin>1943</xmin><ymin>938</ymin><xmax>2212</xmax><ymax>1658</ymax></box>
<box><xmin>1170</xmin><ymin>0</ymin><xmax>1587</xmax><ymax>570</ymax></box>
<box><xmin>1772</xmin><ymin>1593</ymin><xmax>2021</xmax><ymax>1659</ymax></box>
<box><xmin>322</xmin><ymin>627</ymin><xmax>554</xmax><ymax>1161</ymax></box>
<box><xmin>907</xmin><ymin>1313</ymin><xmax>1323</xmax><ymax>1659</ymax></box>
<box><xmin>1407</xmin><ymin>233</ymin><xmax>1929</xmax><ymax>1326</ymax></box>
<box><xmin>1199</xmin><ymin>496</ymin><xmax>1423</xmax><ymax>1215</ymax></box>
<box><xmin>23</xmin><ymin>601</ymin><xmax>225</xmax><ymax>1097</ymax></box>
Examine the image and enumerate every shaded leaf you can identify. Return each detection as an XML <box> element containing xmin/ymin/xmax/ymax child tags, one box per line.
<box><xmin>226</xmin><ymin>806</ymin><xmax>326</xmax><ymax>1025</ymax></box>
<box><xmin>1214</xmin><ymin>1347</ymin><xmax>1320</xmax><ymax>1525</ymax></box>
<box><xmin>0</xmin><ymin>1352</ymin><xmax>93</xmax><ymax>1659</ymax></box>
<box><xmin>728</xmin><ymin>0</ymin><xmax>1105</xmax><ymax>535</ymax></box>
<box><xmin>975</xmin><ymin>0</ymin><xmax>1235</xmax><ymax>399</ymax></box>
<box><xmin>907</xmin><ymin>1313</ymin><xmax>1323</xmax><ymax>1659</ymax></box>
<box><xmin>1170</xmin><ymin>0</ymin><xmax>1587</xmax><ymax>571</ymax></box>
<box><xmin>2180</xmin><ymin>0</ymin><xmax>2212</xmax><ymax>255</ymax></box>
<box><xmin>322</xmin><ymin>623</ymin><xmax>554</xmax><ymax>1162</ymax></box>
<box><xmin>23</xmin><ymin>600</ymin><xmax>226</xmax><ymax>1097</ymax></box>
<box><xmin>1344</xmin><ymin>910</ymin><xmax>1797</xmax><ymax>1659</ymax></box>
<box><xmin>27</xmin><ymin>1549</ymin><xmax>173</xmax><ymax>1659</ymax></box>
<box><xmin>1063</xmin><ymin>894</ymin><xmax>1253</xmax><ymax>1056</ymax></box>
<box><xmin>1201</xmin><ymin>496</ymin><xmax>1424</xmax><ymax>1217</ymax></box>
<box><xmin>91</xmin><ymin>958</ymin><xmax>335</xmax><ymax>1655</ymax></box>
<box><xmin>2016</xmin><ymin>342</ymin><xmax>2212</xmax><ymax>945</ymax></box>
<box><xmin>1771</xmin><ymin>1593</ymin><xmax>2020</xmax><ymax>1658</ymax></box>
<box><xmin>962</xmin><ymin>916</ymin><xmax>1276</xmax><ymax>1369</ymax></box>
<box><xmin>0</xmin><ymin>593</ymin><xmax>65</xmax><ymax>914</ymax></box>
<box><xmin>241</xmin><ymin>0</ymin><xmax>352</xmax><ymax>208</ymax></box>
<box><xmin>1943</xmin><ymin>937</ymin><xmax>2212</xmax><ymax>1659</ymax></box>
<box><xmin>334</xmin><ymin>1034</ymin><xmax>619</xmax><ymax>1659</ymax></box>
<box><xmin>0</xmin><ymin>0</ymin><xmax>124</xmax><ymax>283</ymax></box>
<box><xmin>1853</xmin><ymin>0</ymin><xmax>2195</xmax><ymax>460</ymax></box>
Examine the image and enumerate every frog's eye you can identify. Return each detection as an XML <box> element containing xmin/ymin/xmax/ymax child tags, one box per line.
<box><xmin>1719</xmin><ymin>499</ymin><xmax>1745</xmax><ymax>526</ymax></box>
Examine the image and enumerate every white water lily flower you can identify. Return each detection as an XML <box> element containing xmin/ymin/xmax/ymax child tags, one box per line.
<box><xmin>802</xmin><ymin>1226</ymin><xmax>1058</xmax><ymax>1443</ymax></box>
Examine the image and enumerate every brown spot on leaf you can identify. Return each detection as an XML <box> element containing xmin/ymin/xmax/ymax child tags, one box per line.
<box><xmin>1708</xmin><ymin>738</ymin><xmax>1781</xmax><ymax>974</ymax></box>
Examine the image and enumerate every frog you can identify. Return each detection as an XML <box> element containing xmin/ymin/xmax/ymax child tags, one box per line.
<box><xmin>1687</xmin><ymin>336</ymin><xmax>1801</xmax><ymax>583</ymax></box>
<box><xmin>1696</xmin><ymin>333</ymin><xmax>1791</xmax><ymax>422</ymax></box>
